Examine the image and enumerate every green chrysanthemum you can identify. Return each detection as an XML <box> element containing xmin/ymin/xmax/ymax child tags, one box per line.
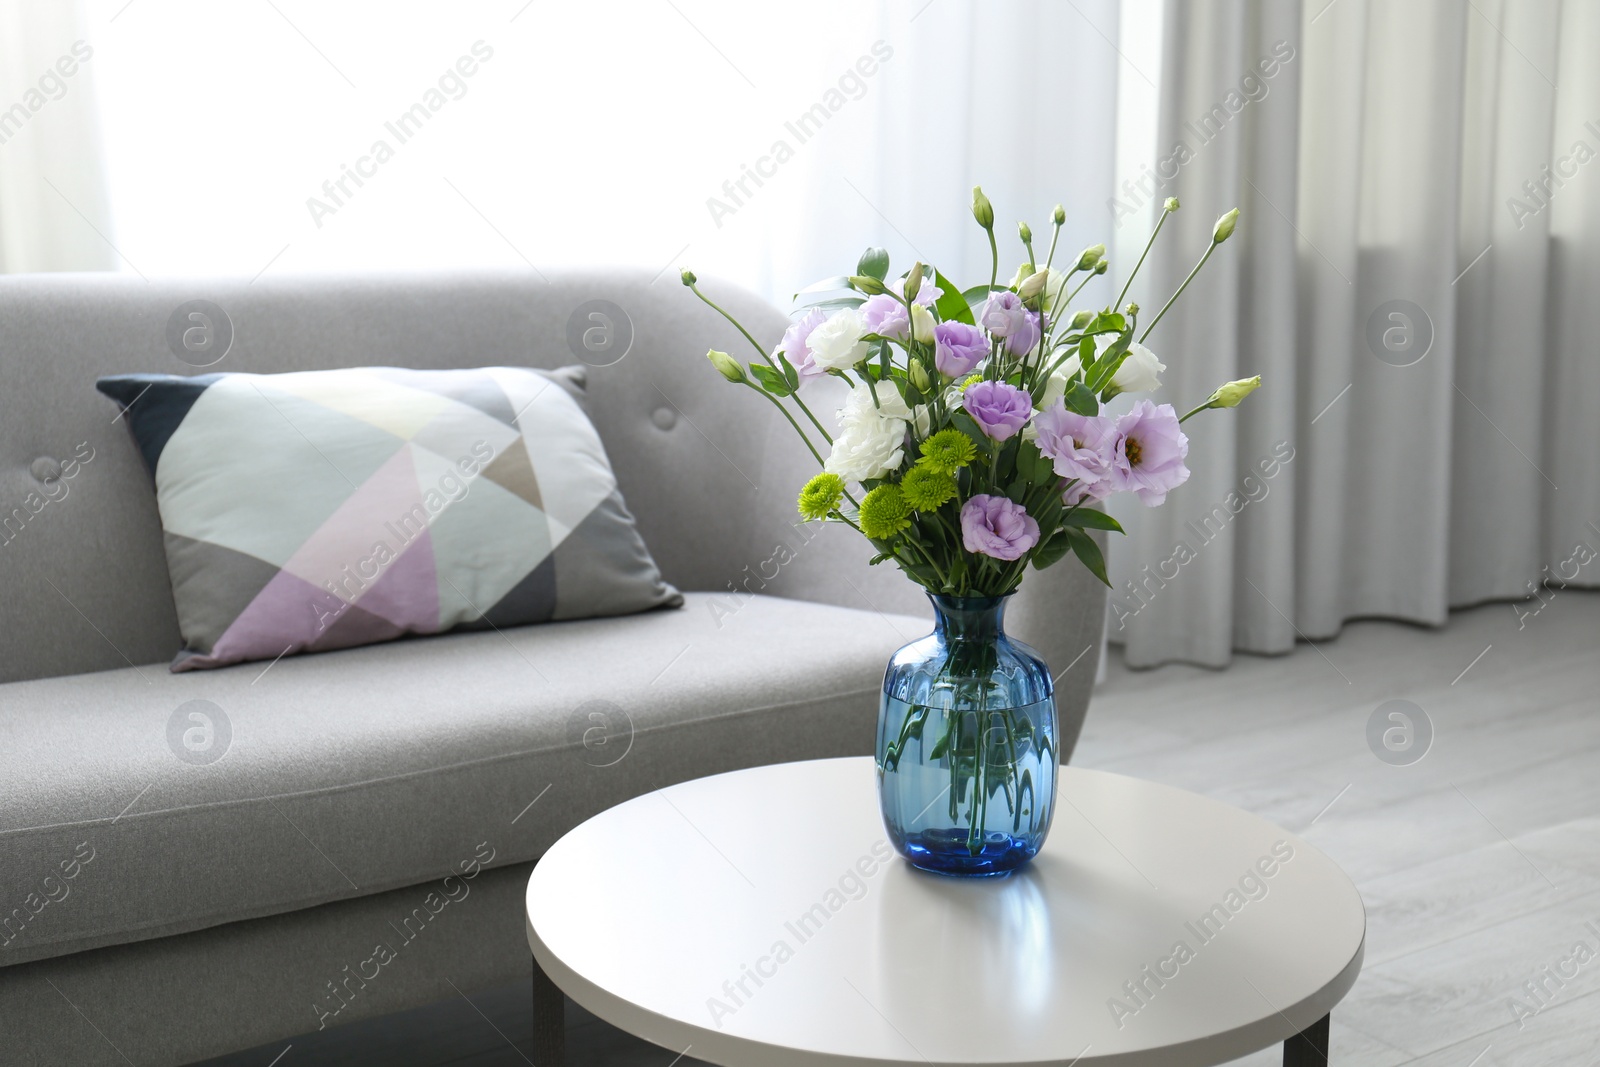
<box><xmin>960</xmin><ymin>374</ymin><xmax>984</xmax><ymax>391</ymax></box>
<box><xmin>797</xmin><ymin>472</ymin><xmax>845</xmax><ymax>521</ymax></box>
<box><xmin>900</xmin><ymin>465</ymin><xmax>958</xmax><ymax>512</ymax></box>
<box><xmin>918</xmin><ymin>428</ymin><xmax>977</xmax><ymax>474</ymax></box>
<box><xmin>858</xmin><ymin>484</ymin><xmax>912</xmax><ymax>540</ymax></box>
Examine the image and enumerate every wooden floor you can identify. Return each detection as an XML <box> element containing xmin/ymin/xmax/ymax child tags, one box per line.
<box><xmin>197</xmin><ymin>591</ymin><xmax>1600</xmax><ymax>1066</ymax></box>
<box><xmin>1081</xmin><ymin>590</ymin><xmax>1600</xmax><ymax>1065</ymax></box>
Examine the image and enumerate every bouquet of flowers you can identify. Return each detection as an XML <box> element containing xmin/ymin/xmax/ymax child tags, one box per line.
<box><xmin>681</xmin><ymin>189</ymin><xmax>1259</xmax><ymax>595</ymax></box>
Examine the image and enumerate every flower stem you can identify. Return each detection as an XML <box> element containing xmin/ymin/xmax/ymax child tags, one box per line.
<box><xmin>1042</xmin><ymin>270</ymin><xmax>1096</xmax><ymax>351</ymax></box>
<box><xmin>689</xmin><ymin>282</ymin><xmax>834</xmax><ymax>444</ymax></box>
<box><xmin>1066</xmin><ymin>269</ymin><xmax>1098</xmax><ymax>305</ymax></box>
<box><xmin>1044</xmin><ymin>219</ymin><xmax>1063</xmax><ymax>271</ymax></box>
<box><xmin>743</xmin><ymin>382</ymin><xmax>825</xmax><ymax>468</ymax></box>
<box><xmin>1139</xmin><ymin>240</ymin><xmax>1218</xmax><ymax>344</ymax></box>
<box><xmin>1115</xmin><ymin>206</ymin><xmax>1172</xmax><ymax>312</ymax></box>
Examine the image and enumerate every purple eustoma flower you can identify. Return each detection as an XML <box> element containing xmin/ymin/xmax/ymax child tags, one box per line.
<box><xmin>962</xmin><ymin>380</ymin><xmax>1033</xmax><ymax>441</ymax></box>
<box><xmin>979</xmin><ymin>291</ymin><xmax>1025</xmax><ymax>338</ymax></box>
<box><xmin>978</xmin><ymin>291</ymin><xmax>1043</xmax><ymax>356</ymax></box>
<box><xmin>860</xmin><ymin>283</ymin><xmax>942</xmax><ymax>343</ymax></box>
<box><xmin>1030</xmin><ymin>401</ymin><xmax>1116</xmax><ymax>486</ymax></box>
<box><xmin>1009</xmin><ymin>309</ymin><xmax>1042</xmax><ymax>356</ymax></box>
<box><xmin>961</xmin><ymin>494</ymin><xmax>1040</xmax><ymax>561</ymax></box>
<box><xmin>860</xmin><ymin>294</ymin><xmax>910</xmax><ymax>342</ymax></box>
<box><xmin>778</xmin><ymin>308</ymin><xmax>828</xmax><ymax>381</ymax></box>
<box><xmin>933</xmin><ymin>321</ymin><xmax>988</xmax><ymax>377</ymax></box>
<box><xmin>1108</xmin><ymin>399</ymin><xmax>1190</xmax><ymax>506</ymax></box>
<box><xmin>1064</xmin><ymin>477</ymin><xmax>1112</xmax><ymax>507</ymax></box>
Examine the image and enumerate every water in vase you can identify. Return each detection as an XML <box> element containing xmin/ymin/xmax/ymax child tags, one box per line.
<box><xmin>877</xmin><ymin>594</ymin><xmax>1058</xmax><ymax>876</ymax></box>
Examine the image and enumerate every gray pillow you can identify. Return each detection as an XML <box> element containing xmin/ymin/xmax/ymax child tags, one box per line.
<box><xmin>97</xmin><ymin>364</ymin><xmax>681</xmax><ymax>672</ymax></box>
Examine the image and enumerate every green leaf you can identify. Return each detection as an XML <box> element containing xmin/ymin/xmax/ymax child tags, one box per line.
<box><xmin>949</xmin><ymin>409</ymin><xmax>988</xmax><ymax>454</ymax></box>
<box><xmin>1061</xmin><ymin>507</ymin><xmax>1124</xmax><ymax>533</ymax></box>
<box><xmin>776</xmin><ymin>352</ymin><xmax>800</xmax><ymax>392</ymax></box>
<box><xmin>1065</xmin><ymin>380</ymin><xmax>1100</xmax><ymax>416</ymax></box>
<box><xmin>1031</xmin><ymin>530</ymin><xmax>1074</xmax><ymax>570</ymax></box>
<box><xmin>749</xmin><ymin>363</ymin><xmax>793</xmax><ymax>397</ymax></box>
<box><xmin>1035</xmin><ymin>492</ymin><xmax>1065</xmax><ymax>531</ymax></box>
<box><xmin>934</xmin><ymin>270</ymin><xmax>975</xmax><ymax>326</ymax></box>
<box><xmin>794</xmin><ymin>276</ymin><xmax>855</xmax><ymax>298</ymax></box>
<box><xmin>995</xmin><ymin>436</ymin><xmax>1020</xmax><ymax>480</ymax></box>
<box><xmin>793</xmin><ymin>293</ymin><xmax>866</xmax><ymax>315</ymax></box>
<box><xmin>928</xmin><ymin>726</ymin><xmax>952</xmax><ymax>760</ymax></box>
<box><xmin>1064</xmin><ymin>528</ymin><xmax>1111</xmax><ymax>586</ymax></box>
<box><xmin>1012</xmin><ymin>438</ymin><xmax>1049</xmax><ymax>484</ymax></box>
<box><xmin>1086</xmin><ymin>332</ymin><xmax>1131</xmax><ymax>394</ymax></box>
<box><xmin>1004</xmin><ymin>479</ymin><xmax>1028</xmax><ymax>504</ymax></box>
<box><xmin>1086</xmin><ymin>311</ymin><xmax>1127</xmax><ymax>335</ymax></box>
<box><xmin>963</xmin><ymin>284</ymin><xmax>1006</xmax><ymax>314</ymax></box>
<box><xmin>857</xmin><ymin>248</ymin><xmax>890</xmax><ymax>281</ymax></box>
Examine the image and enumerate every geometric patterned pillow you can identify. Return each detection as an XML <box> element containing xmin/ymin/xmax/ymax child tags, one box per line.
<box><xmin>96</xmin><ymin>365</ymin><xmax>681</xmax><ymax>672</ymax></box>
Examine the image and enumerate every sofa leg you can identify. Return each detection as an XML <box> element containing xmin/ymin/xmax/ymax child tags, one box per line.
<box><xmin>532</xmin><ymin>955</ymin><xmax>565</xmax><ymax>1066</ymax></box>
<box><xmin>1283</xmin><ymin>1013</ymin><xmax>1330</xmax><ymax>1066</ymax></box>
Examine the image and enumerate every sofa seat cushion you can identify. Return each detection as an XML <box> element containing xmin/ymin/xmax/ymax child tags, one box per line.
<box><xmin>0</xmin><ymin>593</ymin><xmax>927</xmax><ymax>967</ymax></box>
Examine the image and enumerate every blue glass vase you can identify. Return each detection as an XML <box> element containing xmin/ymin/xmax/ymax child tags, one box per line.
<box><xmin>876</xmin><ymin>593</ymin><xmax>1057</xmax><ymax>877</ymax></box>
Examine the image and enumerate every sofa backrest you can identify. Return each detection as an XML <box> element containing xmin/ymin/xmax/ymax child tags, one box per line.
<box><xmin>0</xmin><ymin>269</ymin><xmax>786</xmax><ymax>683</ymax></box>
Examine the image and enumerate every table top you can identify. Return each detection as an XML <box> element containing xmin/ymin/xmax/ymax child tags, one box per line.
<box><xmin>525</xmin><ymin>757</ymin><xmax>1365</xmax><ymax>1066</ymax></box>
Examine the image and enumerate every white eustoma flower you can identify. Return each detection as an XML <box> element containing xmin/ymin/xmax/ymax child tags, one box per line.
<box><xmin>1008</xmin><ymin>265</ymin><xmax>1072</xmax><ymax>316</ymax></box>
<box><xmin>1041</xmin><ymin>268</ymin><xmax>1074</xmax><ymax>316</ymax></box>
<box><xmin>1080</xmin><ymin>335</ymin><xmax>1166</xmax><ymax>394</ymax></box>
<box><xmin>824</xmin><ymin>382</ymin><xmax>925</xmax><ymax>482</ymax></box>
<box><xmin>1035</xmin><ymin>368</ymin><xmax>1069</xmax><ymax>412</ymax></box>
<box><xmin>807</xmin><ymin>308</ymin><xmax>873</xmax><ymax>371</ymax></box>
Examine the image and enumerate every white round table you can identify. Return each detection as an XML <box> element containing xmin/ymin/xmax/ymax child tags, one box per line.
<box><xmin>524</xmin><ymin>757</ymin><xmax>1364</xmax><ymax>1066</ymax></box>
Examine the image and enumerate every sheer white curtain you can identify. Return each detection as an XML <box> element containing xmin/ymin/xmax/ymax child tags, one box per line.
<box><xmin>81</xmin><ymin>0</ymin><xmax>1119</xmax><ymax>307</ymax></box>
<box><xmin>0</xmin><ymin>0</ymin><xmax>112</xmax><ymax>271</ymax></box>
<box><xmin>1108</xmin><ymin>0</ymin><xmax>1600</xmax><ymax>668</ymax></box>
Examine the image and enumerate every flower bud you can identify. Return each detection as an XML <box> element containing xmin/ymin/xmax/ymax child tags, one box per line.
<box><xmin>679</xmin><ymin>268</ymin><xmax>697</xmax><ymax>286</ymax></box>
<box><xmin>1124</xmin><ymin>302</ymin><xmax>1140</xmax><ymax>316</ymax></box>
<box><xmin>851</xmin><ymin>275</ymin><xmax>891</xmax><ymax>295</ymax></box>
<box><xmin>1208</xmin><ymin>375</ymin><xmax>1261</xmax><ymax>408</ymax></box>
<box><xmin>1164</xmin><ymin>197</ymin><xmax>1180</xmax><ymax>213</ymax></box>
<box><xmin>1017</xmin><ymin>221</ymin><xmax>1033</xmax><ymax>244</ymax></box>
<box><xmin>706</xmin><ymin>349</ymin><xmax>746</xmax><ymax>384</ymax></box>
<box><xmin>1093</xmin><ymin>259</ymin><xmax>1109</xmax><ymax>275</ymax></box>
<box><xmin>1070</xmin><ymin>309</ymin><xmax>1094</xmax><ymax>330</ymax></box>
<box><xmin>909</xmin><ymin>359</ymin><xmax>931</xmax><ymax>393</ymax></box>
<box><xmin>1213</xmin><ymin>208</ymin><xmax>1240</xmax><ymax>244</ymax></box>
<box><xmin>903</xmin><ymin>263</ymin><xmax>924</xmax><ymax>303</ymax></box>
<box><xmin>1077</xmin><ymin>244</ymin><xmax>1106</xmax><ymax>271</ymax></box>
<box><xmin>910</xmin><ymin>303</ymin><xmax>936</xmax><ymax>344</ymax></box>
<box><xmin>1018</xmin><ymin>270</ymin><xmax>1049</xmax><ymax>302</ymax></box>
<box><xmin>971</xmin><ymin>186</ymin><xmax>994</xmax><ymax>230</ymax></box>
<box><xmin>1052</xmin><ymin>204</ymin><xmax>1066</xmax><ymax>225</ymax></box>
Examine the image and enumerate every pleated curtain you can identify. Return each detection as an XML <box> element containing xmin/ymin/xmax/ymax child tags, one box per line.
<box><xmin>1109</xmin><ymin>0</ymin><xmax>1600</xmax><ymax>668</ymax></box>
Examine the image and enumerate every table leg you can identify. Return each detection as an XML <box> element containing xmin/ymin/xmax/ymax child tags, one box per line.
<box><xmin>532</xmin><ymin>954</ymin><xmax>566</xmax><ymax>1066</ymax></box>
<box><xmin>1283</xmin><ymin>1013</ymin><xmax>1330</xmax><ymax>1066</ymax></box>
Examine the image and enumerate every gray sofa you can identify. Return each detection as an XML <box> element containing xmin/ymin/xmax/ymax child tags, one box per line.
<box><xmin>0</xmin><ymin>270</ymin><xmax>1105</xmax><ymax>1065</ymax></box>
